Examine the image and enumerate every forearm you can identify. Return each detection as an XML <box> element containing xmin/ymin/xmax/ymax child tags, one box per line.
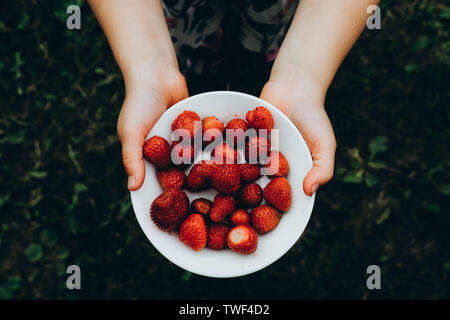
<box><xmin>88</xmin><ymin>0</ymin><xmax>178</xmax><ymax>91</ymax></box>
<box><xmin>271</xmin><ymin>0</ymin><xmax>380</xmax><ymax>101</ymax></box>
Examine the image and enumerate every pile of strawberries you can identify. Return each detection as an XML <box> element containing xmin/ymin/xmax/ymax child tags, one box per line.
<box><xmin>143</xmin><ymin>106</ymin><xmax>291</xmax><ymax>255</ymax></box>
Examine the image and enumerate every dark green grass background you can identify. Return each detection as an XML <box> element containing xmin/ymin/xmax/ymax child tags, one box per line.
<box><xmin>0</xmin><ymin>0</ymin><xmax>449</xmax><ymax>299</ymax></box>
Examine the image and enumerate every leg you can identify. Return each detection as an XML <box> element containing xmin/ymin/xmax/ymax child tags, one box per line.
<box><xmin>162</xmin><ymin>0</ymin><xmax>226</xmax><ymax>73</ymax></box>
<box><xmin>240</xmin><ymin>0</ymin><xmax>299</xmax><ymax>61</ymax></box>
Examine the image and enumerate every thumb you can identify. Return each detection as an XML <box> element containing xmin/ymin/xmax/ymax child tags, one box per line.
<box><xmin>119</xmin><ymin>127</ymin><xmax>146</xmax><ymax>191</ymax></box>
<box><xmin>303</xmin><ymin>137</ymin><xmax>336</xmax><ymax>196</ymax></box>
<box><xmin>260</xmin><ymin>81</ymin><xmax>336</xmax><ymax>196</ymax></box>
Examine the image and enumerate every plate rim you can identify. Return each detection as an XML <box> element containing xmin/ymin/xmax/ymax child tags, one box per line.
<box><xmin>130</xmin><ymin>90</ymin><xmax>315</xmax><ymax>278</ymax></box>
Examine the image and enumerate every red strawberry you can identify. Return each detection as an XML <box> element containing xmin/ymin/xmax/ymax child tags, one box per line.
<box><xmin>224</xmin><ymin>118</ymin><xmax>249</xmax><ymax>147</ymax></box>
<box><xmin>190</xmin><ymin>198</ymin><xmax>212</xmax><ymax>216</ymax></box>
<box><xmin>200</xmin><ymin>160</ymin><xmax>218</xmax><ymax>179</ymax></box>
<box><xmin>179</xmin><ymin>214</ymin><xmax>207</xmax><ymax>251</ymax></box>
<box><xmin>262</xmin><ymin>151</ymin><xmax>289</xmax><ymax>178</ymax></box>
<box><xmin>207</xmin><ymin>224</ymin><xmax>230</xmax><ymax>250</ymax></box>
<box><xmin>143</xmin><ymin>136</ymin><xmax>171</xmax><ymax>169</ymax></box>
<box><xmin>246</xmin><ymin>106</ymin><xmax>274</xmax><ymax>132</ymax></box>
<box><xmin>150</xmin><ymin>189</ymin><xmax>189</xmax><ymax>231</ymax></box>
<box><xmin>156</xmin><ymin>167</ymin><xmax>186</xmax><ymax>190</ymax></box>
<box><xmin>238</xmin><ymin>182</ymin><xmax>263</xmax><ymax>208</ymax></box>
<box><xmin>263</xmin><ymin>177</ymin><xmax>292</xmax><ymax>211</ymax></box>
<box><xmin>211</xmin><ymin>142</ymin><xmax>239</xmax><ymax>164</ymax></box>
<box><xmin>171</xmin><ymin>110</ymin><xmax>201</xmax><ymax>139</ymax></box>
<box><xmin>210</xmin><ymin>194</ymin><xmax>236</xmax><ymax>223</ymax></box>
<box><xmin>186</xmin><ymin>161</ymin><xmax>211</xmax><ymax>191</ymax></box>
<box><xmin>211</xmin><ymin>164</ymin><xmax>241</xmax><ymax>194</ymax></box>
<box><xmin>251</xmin><ymin>205</ymin><xmax>282</xmax><ymax>234</ymax></box>
<box><xmin>244</xmin><ymin>136</ymin><xmax>271</xmax><ymax>165</ymax></box>
<box><xmin>239</xmin><ymin>163</ymin><xmax>261</xmax><ymax>183</ymax></box>
<box><xmin>171</xmin><ymin>141</ymin><xmax>195</xmax><ymax>169</ymax></box>
<box><xmin>227</xmin><ymin>225</ymin><xmax>258</xmax><ymax>255</ymax></box>
<box><xmin>230</xmin><ymin>209</ymin><xmax>250</xmax><ymax>226</ymax></box>
<box><xmin>202</xmin><ymin>116</ymin><xmax>224</xmax><ymax>147</ymax></box>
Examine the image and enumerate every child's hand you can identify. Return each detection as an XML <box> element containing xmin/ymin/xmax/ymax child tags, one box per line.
<box><xmin>118</xmin><ymin>70</ymin><xmax>188</xmax><ymax>191</ymax></box>
<box><xmin>257</xmin><ymin>0</ymin><xmax>378</xmax><ymax>196</ymax></box>
<box><xmin>88</xmin><ymin>0</ymin><xmax>185</xmax><ymax>190</ymax></box>
<box><xmin>260</xmin><ymin>78</ymin><xmax>336</xmax><ymax>197</ymax></box>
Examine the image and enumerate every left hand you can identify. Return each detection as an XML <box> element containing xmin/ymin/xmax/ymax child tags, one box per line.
<box><xmin>260</xmin><ymin>77</ymin><xmax>336</xmax><ymax>197</ymax></box>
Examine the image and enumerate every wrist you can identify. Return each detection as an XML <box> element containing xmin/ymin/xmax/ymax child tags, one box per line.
<box><xmin>124</xmin><ymin>62</ymin><xmax>182</xmax><ymax>95</ymax></box>
<box><xmin>119</xmin><ymin>39</ymin><xmax>180</xmax><ymax>93</ymax></box>
<box><xmin>266</xmin><ymin>67</ymin><xmax>327</xmax><ymax>106</ymax></box>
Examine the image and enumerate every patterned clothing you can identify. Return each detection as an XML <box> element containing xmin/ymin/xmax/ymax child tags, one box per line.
<box><xmin>162</xmin><ymin>0</ymin><xmax>299</xmax><ymax>69</ymax></box>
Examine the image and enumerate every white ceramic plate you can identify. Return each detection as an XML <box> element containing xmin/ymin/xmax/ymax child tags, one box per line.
<box><xmin>130</xmin><ymin>91</ymin><xmax>315</xmax><ymax>278</ymax></box>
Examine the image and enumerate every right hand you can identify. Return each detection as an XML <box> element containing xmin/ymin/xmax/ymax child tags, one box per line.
<box><xmin>117</xmin><ymin>69</ymin><xmax>188</xmax><ymax>191</ymax></box>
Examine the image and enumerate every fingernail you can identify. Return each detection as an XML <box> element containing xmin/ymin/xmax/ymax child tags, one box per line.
<box><xmin>128</xmin><ymin>176</ymin><xmax>135</xmax><ymax>190</ymax></box>
<box><xmin>310</xmin><ymin>183</ymin><xmax>319</xmax><ymax>195</ymax></box>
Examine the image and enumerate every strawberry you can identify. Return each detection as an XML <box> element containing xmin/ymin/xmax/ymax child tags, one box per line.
<box><xmin>263</xmin><ymin>177</ymin><xmax>292</xmax><ymax>211</ymax></box>
<box><xmin>230</xmin><ymin>209</ymin><xmax>250</xmax><ymax>226</ymax></box>
<box><xmin>262</xmin><ymin>151</ymin><xmax>289</xmax><ymax>178</ymax></box>
<box><xmin>210</xmin><ymin>194</ymin><xmax>236</xmax><ymax>223</ymax></box>
<box><xmin>227</xmin><ymin>225</ymin><xmax>258</xmax><ymax>255</ymax></box>
<box><xmin>179</xmin><ymin>214</ymin><xmax>207</xmax><ymax>251</ymax></box>
<box><xmin>245</xmin><ymin>106</ymin><xmax>274</xmax><ymax>132</ymax></box>
<box><xmin>211</xmin><ymin>142</ymin><xmax>239</xmax><ymax>164</ymax></box>
<box><xmin>202</xmin><ymin>116</ymin><xmax>224</xmax><ymax>147</ymax></box>
<box><xmin>143</xmin><ymin>136</ymin><xmax>171</xmax><ymax>169</ymax></box>
<box><xmin>207</xmin><ymin>224</ymin><xmax>230</xmax><ymax>250</ymax></box>
<box><xmin>238</xmin><ymin>182</ymin><xmax>263</xmax><ymax>208</ymax></box>
<box><xmin>244</xmin><ymin>136</ymin><xmax>271</xmax><ymax>165</ymax></box>
<box><xmin>171</xmin><ymin>141</ymin><xmax>195</xmax><ymax>169</ymax></box>
<box><xmin>251</xmin><ymin>205</ymin><xmax>282</xmax><ymax>234</ymax></box>
<box><xmin>200</xmin><ymin>160</ymin><xmax>218</xmax><ymax>179</ymax></box>
<box><xmin>156</xmin><ymin>167</ymin><xmax>186</xmax><ymax>190</ymax></box>
<box><xmin>211</xmin><ymin>164</ymin><xmax>241</xmax><ymax>194</ymax></box>
<box><xmin>190</xmin><ymin>198</ymin><xmax>212</xmax><ymax>216</ymax></box>
<box><xmin>239</xmin><ymin>163</ymin><xmax>261</xmax><ymax>183</ymax></box>
<box><xmin>171</xmin><ymin>110</ymin><xmax>201</xmax><ymax>139</ymax></box>
<box><xmin>150</xmin><ymin>189</ymin><xmax>189</xmax><ymax>231</ymax></box>
<box><xmin>224</xmin><ymin>118</ymin><xmax>249</xmax><ymax>147</ymax></box>
<box><xmin>186</xmin><ymin>161</ymin><xmax>211</xmax><ymax>191</ymax></box>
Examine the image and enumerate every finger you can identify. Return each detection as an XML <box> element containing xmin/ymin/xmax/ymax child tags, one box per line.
<box><xmin>303</xmin><ymin>137</ymin><xmax>336</xmax><ymax>196</ymax></box>
<box><xmin>277</xmin><ymin>104</ymin><xmax>336</xmax><ymax>197</ymax></box>
<box><xmin>119</xmin><ymin>127</ymin><xmax>146</xmax><ymax>191</ymax></box>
